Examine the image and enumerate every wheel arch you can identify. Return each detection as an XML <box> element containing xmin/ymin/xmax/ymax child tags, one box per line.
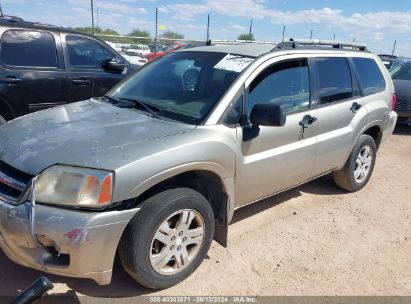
<box><xmin>362</xmin><ymin>124</ymin><xmax>383</xmax><ymax>150</ymax></box>
<box><xmin>115</xmin><ymin>164</ymin><xmax>234</xmax><ymax>247</ymax></box>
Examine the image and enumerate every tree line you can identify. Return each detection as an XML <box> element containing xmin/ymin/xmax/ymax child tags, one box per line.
<box><xmin>72</xmin><ymin>27</ymin><xmax>184</xmax><ymax>45</ymax></box>
<box><xmin>73</xmin><ymin>26</ymin><xmax>256</xmax><ymax>43</ymax></box>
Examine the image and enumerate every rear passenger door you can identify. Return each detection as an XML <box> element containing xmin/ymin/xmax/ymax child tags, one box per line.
<box><xmin>311</xmin><ymin>57</ymin><xmax>363</xmax><ymax>176</ymax></box>
<box><xmin>0</xmin><ymin>29</ymin><xmax>68</xmax><ymax>117</ymax></box>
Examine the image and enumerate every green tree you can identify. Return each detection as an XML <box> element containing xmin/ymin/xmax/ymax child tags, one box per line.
<box><xmin>126</xmin><ymin>28</ymin><xmax>151</xmax><ymax>44</ymax></box>
<box><xmin>160</xmin><ymin>31</ymin><xmax>184</xmax><ymax>46</ymax></box>
<box><xmin>160</xmin><ymin>31</ymin><xmax>184</xmax><ymax>40</ymax></box>
<box><xmin>128</xmin><ymin>28</ymin><xmax>151</xmax><ymax>38</ymax></box>
<box><xmin>73</xmin><ymin>27</ymin><xmax>124</xmax><ymax>43</ymax></box>
<box><xmin>237</xmin><ymin>33</ymin><xmax>255</xmax><ymax>41</ymax></box>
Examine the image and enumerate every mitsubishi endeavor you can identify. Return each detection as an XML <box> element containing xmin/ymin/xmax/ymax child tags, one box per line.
<box><xmin>0</xmin><ymin>39</ymin><xmax>397</xmax><ymax>289</ymax></box>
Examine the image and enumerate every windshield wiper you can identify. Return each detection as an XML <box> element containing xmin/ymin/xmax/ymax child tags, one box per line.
<box><xmin>103</xmin><ymin>95</ymin><xmax>162</xmax><ymax>120</ymax></box>
<box><xmin>102</xmin><ymin>95</ymin><xmax>119</xmax><ymax>104</ymax></box>
<box><xmin>118</xmin><ymin>97</ymin><xmax>163</xmax><ymax>120</ymax></box>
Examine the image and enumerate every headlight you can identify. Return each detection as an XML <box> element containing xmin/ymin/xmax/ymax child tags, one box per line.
<box><xmin>35</xmin><ymin>165</ymin><xmax>113</xmax><ymax>208</ymax></box>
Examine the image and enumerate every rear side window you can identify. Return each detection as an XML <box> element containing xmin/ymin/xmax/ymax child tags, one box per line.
<box><xmin>316</xmin><ymin>57</ymin><xmax>353</xmax><ymax>104</ymax></box>
<box><xmin>352</xmin><ymin>58</ymin><xmax>385</xmax><ymax>96</ymax></box>
<box><xmin>1</xmin><ymin>30</ymin><xmax>57</xmax><ymax>67</ymax></box>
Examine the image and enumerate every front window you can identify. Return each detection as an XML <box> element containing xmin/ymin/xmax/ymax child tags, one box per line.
<box><xmin>66</xmin><ymin>35</ymin><xmax>114</xmax><ymax>68</ymax></box>
<box><xmin>390</xmin><ymin>62</ymin><xmax>411</xmax><ymax>81</ymax></box>
<box><xmin>109</xmin><ymin>51</ymin><xmax>254</xmax><ymax>124</ymax></box>
<box><xmin>247</xmin><ymin>59</ymin><xmax>310</xmax><ymax>116</ymax></box>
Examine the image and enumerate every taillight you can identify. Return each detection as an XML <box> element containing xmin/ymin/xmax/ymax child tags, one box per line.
<box><xmin>392</xmin><ymin>93</ymin><xmax>397</xmax><ymax>111</ymax></box>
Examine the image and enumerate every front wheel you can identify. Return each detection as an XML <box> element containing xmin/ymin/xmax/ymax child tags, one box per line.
<box><xmin>118</xmin><ymin>188</ymin><xmax>215</xmax><ymax>289</ymax></box>
<box><xmin>334</xmin><ymin>134</ymin><xmax>377</xmax><ymax>192</ymax></box>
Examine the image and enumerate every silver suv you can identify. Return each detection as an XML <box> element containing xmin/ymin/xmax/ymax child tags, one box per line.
<box><xmin>0</xmin><ymin>39</ymin><xmax>397</xmax><ymax>289</ymax></box>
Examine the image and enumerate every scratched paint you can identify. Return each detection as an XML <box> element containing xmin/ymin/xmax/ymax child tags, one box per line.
<box><xmin>64</xmin><ymin>228</ymin><xmax>89</xmax><ymax>244</ymax></box>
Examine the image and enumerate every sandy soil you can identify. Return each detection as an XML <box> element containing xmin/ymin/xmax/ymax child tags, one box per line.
<box><xmin>1</xmin><ymin>125</ymin><xmax>410</xmax><ymax>302</ymax></box>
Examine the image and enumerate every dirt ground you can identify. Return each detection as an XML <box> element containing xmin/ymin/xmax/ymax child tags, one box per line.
<box><xmin>1</xmin><ymin>125</ymin><xmax>410</xmax><ymax>302</ymax></box>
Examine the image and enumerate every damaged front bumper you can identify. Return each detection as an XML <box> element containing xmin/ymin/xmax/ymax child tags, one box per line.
<box><xmin>0</xmin><ymin>199</ymin><xmax>139</xmax><ymax>285</ymax></box>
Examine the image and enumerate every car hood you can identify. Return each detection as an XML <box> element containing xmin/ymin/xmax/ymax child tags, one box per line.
<box><xmin>0</xmin><ymin>99</ymin><xmax>195</xmax><ymax>175</ymax></box>
<box><xmin>393</xmin><ymin>79</ymin><xmax>411</xmax><ymax>101</ymax></box>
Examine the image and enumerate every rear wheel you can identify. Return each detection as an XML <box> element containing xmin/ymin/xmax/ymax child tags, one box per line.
<box><xmin>334</xmin><ymin>134</ymin><xmax>376</xmax><ymax>192</ymax></box>
<box><xmin>118</xmin><ymin>188</ymin><xmax>215</xmax><ymax>289</ymax></box>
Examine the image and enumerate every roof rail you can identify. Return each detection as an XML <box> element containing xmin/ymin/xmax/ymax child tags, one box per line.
<box><xmin>0</xmin><ymin>15</ymin><xmax>24</xmax><ymax>22</ymax></box>
<box><xmin>207</xmin><ymin>39</ymin><xmax>275</xmax><ymax>46</ymax></box>
<box><xmin>274</xmin><ymin>39</ymin><xmax>368</xmax><ymax>52</ymax></box>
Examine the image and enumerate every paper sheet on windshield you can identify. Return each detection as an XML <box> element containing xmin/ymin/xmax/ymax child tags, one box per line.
<box><xmin>214</xmin><ymin>54</ymin><xmax>254</xmax><ymax>72</ymax></box>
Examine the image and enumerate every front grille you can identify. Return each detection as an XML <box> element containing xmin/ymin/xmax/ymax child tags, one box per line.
<box><xmin>0</xmin><ymin>161</ymin><xmax>34</xmax><ymax>204</ymax></box>
<box><xmin>395</xmin><ymin>98</ymin><xmax>411</xmax><ymax>113</ymax></box>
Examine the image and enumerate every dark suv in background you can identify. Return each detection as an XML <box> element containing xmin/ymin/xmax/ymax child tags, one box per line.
<box><xmin>0</xmin><ymin>16</ymin><xmax>136</xmax><ymax>124</ymax></box>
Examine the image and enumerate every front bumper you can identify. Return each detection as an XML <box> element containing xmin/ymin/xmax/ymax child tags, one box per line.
<box><xmin>381</xmin><ymin>111</ymin><xmax>398</xmax><ymax>144</ymax></box>
<box><xmin>0</xmin><ymin>199</ymin><xmax>139</xmax><ymax>285</ymax></box>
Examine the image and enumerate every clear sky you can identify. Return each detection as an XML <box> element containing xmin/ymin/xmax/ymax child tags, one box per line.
<box><xmin>4</xmin><ymin>0</ymin><xmax>411</xmax><ymax>56</ymax></box>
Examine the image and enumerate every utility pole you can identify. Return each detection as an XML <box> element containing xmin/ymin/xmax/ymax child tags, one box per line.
<box><xmin>90</xmin><ymin>0</ymin><xmax>94</xmax><ymax>34</ymax></box>
<box><xmin>249</xmin><ymin>19</ymin><xmax>253</xmax><ymax>36</ymax></box>
<box><xmin>333</xmin><ymin>33</ymin><xmax>336</xmax><ymax>40</ymax></box>
<box><xmin>0</xmin><ymin>4</ymin><xmax>4</xmax><ymax>18</ymax></box>
<box><xmin>310</xmin><ymin>29</ymin><xmax>314</xmax><ymax>39</ymax></box>
<box><xmin>96</xmin><ymin>8</ymin><xmax>99</xmax><ymax>31</ymax></box>
<box><xmin>154</xmin><ymin>7</ymin><xmax>158</xmax><ymax>59</ymax></box>
<box><xmin>282</xmin><ymin>25</ymin><xmax>285</xmax><ymax>42</ymax></box>
<box><xmin>392</xmin><ymin>40</ymin><xmax>397</xmax><ymax>56</ymax></box>
<box><xmin>206</xmin><ymin>14</ymin><xmax>210</xmax><ymax>42</ymax></box>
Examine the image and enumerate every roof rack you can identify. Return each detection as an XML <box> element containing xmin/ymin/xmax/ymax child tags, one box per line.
<box><xmin>274</xmin><ymin>39</ymin><xmax>368</xmax><ymax>52</ymax></box>
<box><xmin>206</xmin><ymin>39</ymin><xmax>275</xmax><ymax>46</ymax></box>
<box><xmin>0</xmin><ymin>15</ymin><xmax>24</xmax><ymax>22</ymax></box>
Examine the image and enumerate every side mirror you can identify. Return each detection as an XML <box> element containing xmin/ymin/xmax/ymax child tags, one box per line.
<box><xmin>243</xmin><ymin>103</ymin><xmax>286</xmax><ymax>141</ymax></box>
<box><xmin>250</xmin><ymin>103</ymin><xmax>286</xmax><ymax>127</ymax></box>
<box><xmin>102</xmin><ymin>58</ymin><xmax>127</xmax><ymax>72</ymax></box>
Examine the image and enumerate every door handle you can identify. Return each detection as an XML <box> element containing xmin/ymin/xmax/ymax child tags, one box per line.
<box><xmin>299</xmin><ymin>115</ymin><xmax>317</xmax><ymax>128</ymax></box>
<box><xmin>0</xmin><ymin>77</ymin><xmax>21</xmax><ymax>84</ymax></box>
<box><xmin>72</xmin><ymin>79</ymin><xmax>91</xmax><ymax>86</ymax></box>
<box><xmin>350</xmin><ymin>102</ymin><xmax>362</xmax><ymax>113</ymax></box>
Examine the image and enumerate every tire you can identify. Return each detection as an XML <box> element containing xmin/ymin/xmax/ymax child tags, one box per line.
<box><xmin>333</xmin><ymin>134</ymin><xmax>377</xmax><ymax>192</ymax></box>
<box><xmin>0</xmin><ymin>114</ymin><xmax>6</xmax><ymax>126</ymax></box>
<box><xmin>118</xmin><ymin>188</ymin><xmax>215</xmax><ymax>289</ymax></box>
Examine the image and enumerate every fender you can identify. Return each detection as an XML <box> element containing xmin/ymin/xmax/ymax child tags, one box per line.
<box><xmin>128</xmin><ymin>162</ymin><xmax>235</xmax><ymax>247</ymax></box>
<box><xmin>129</xmin><ymin>161</ymin><xmax>232</xmax><ymax>197</ymax></box>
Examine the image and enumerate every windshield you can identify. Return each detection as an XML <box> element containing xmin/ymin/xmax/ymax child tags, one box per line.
<box><xmin>108</xmin><ymin>51</ymin><xmax>254</xmax><ymax>124</ymax></box>
<box><xmin>390</xmin><ymin>62</ymin><xmax>411</xmax><ymax>81</ymax></box>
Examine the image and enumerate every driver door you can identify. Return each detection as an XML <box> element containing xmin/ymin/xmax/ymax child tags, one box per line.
<box><xmin>63</xmin><ymin>33</ymin><xmax>127</xmax><ymax>102</ymax></box>
<box><xmin>235</xmin><ymin>57</ymin><xmax>318</xmax><ymax>206</ymax></box>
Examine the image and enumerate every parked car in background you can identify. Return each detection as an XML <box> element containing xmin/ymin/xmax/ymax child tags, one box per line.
<box><xmin>390</xmin><ymin>57</ymin><xmax>411</xmax><ymax>71</ymax></box>
<box><xmin>0</xmin><ymin>16</ymin><xmax>137</xmax><ymax>125</ymax></box>
<box><xmin>104</xmin><ymin>41</ymin><xmax>123</xmax><ymax>53</ymax></box>
<box><xmin>149</xmin><ymin>44</ymin><xmax>168</xmax><ymax>52</ymax></box>
<box><xmin>378</xmin><ymin>54</ymin><xmax>397</xmax><ymax>69</ymax></box>
<box><xmin>0</xmin><ymin>39</ymin><xmax>397</xmax><ymax>289</ymax></box>
<box><xmin>121</xmin><ymin>53</ymin><xmax>148</xmax><ymax>67</ymax></box>
<box><xmin>124</xmin><ymin>44</ymin><xmax>151</xmax><ymax>57</ymax></box>
<box><xmin>120</xmin><ymin>44</ymin><xmax>132</xmax><ymax>53</ymax></box>
<box><xmin>390</xmin><ymin>61</ymin><xmax>411</xmax><ymax>124</ymax></box>
<box><xmin>144</xmin><ymin>43</ymin><xmax>188</xmax><ymax>62</ymax></box>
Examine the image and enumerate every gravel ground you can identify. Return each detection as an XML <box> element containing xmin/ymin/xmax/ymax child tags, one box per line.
<box><xmin>1</xmin><ymin>125</ymin><xmax>410</xmax><ymax>302</ymax></box>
